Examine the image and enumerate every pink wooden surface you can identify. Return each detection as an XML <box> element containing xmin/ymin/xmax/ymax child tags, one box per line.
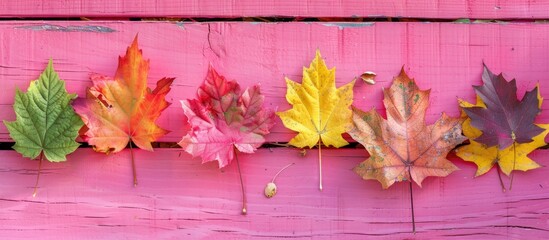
<box><xmin>0</xmin><ymin>148</ymin><xmax>548</xmax><ymax>239</ymax></box>
<box><xmin>1</xmin><ymin>0</ymin><xmax>549</xmax><ymax>19</ymax></box>
<box><xmin>2</xmin><ymin>20</ymin><xmax>549</xmax><ymax>239</ymax></box>
<box><xmin>1</xmin><ymin>21</ymin><xmax>549</xmax><ymax>143</ymax></box>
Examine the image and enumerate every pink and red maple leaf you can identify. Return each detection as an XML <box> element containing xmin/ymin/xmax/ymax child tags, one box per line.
<box><xmin>179</xmin><ymin>67</ymin><xmax>275</xmax><ymax>168</ymax></box>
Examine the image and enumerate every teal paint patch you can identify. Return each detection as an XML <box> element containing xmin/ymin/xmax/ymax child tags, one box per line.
<box><xmin>322</xmin><ymin>22</ymin><xmax>375</xmax><ymax>30</ymax></box>
<box><xmin>16</xmin><ymin>24</ymin><xmax>116</xmax><ymax>33</ymax></box>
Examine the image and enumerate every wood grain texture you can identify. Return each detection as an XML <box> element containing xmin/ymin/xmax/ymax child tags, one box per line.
<box><xmin>1</xmin><ymin>0</ymin><xmax>549</xmax><ymax>19</ymax></box>
<box><xmin>0</xmin><ymin>148</ymin><xmax>548</xmax><ymax>239</ymax></box>
<box><xmin>1</xmin><ymin>21</ymin><xmax>549</xmax><ymax>143</ymax></box>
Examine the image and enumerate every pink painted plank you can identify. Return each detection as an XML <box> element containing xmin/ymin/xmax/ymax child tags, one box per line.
<box><xmin>2</xmin><ymin>21</ymin><xmax>549</xmax><ymax>143</ymax></box>
<box><xmin>0</xmin><ymin>148</ymin><xmax>548</xmax><ymax>238</ymax></box>
<box><xmin>1</xmin><ymin>0</ymin><xmax>549</xmax><ymax>19</ymax></box>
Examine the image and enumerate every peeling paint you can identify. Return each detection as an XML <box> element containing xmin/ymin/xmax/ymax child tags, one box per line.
<box><xmin>471</xmin><ymin>20</ymin><xmax>509</xmax><ymax>24</ymax></box>
<box><xmin>367</xmin><ymin>15</ymin><xmax>386</xmax><ymax>18</ymax></box>
<box><xmin>16</xmin><ymin>24</ymin><xmax>116</xmax><ymax>33</ymax></box>
<box><xmin>175</xmin><ymin>21</ymin><xmax>185</xmax><ymax>30</ymax></box>
<box><xmin>322</xmin><ymin>22</ymin><xmax>374</xmax><ymax>30</ymax></box>
<box><xmin>453</xmin><ymin>19</ymin><xmax>472</xmax><ymax>24</ymax></box>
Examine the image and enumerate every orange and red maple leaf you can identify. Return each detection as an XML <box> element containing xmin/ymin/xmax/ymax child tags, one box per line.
<box><xmin>74</xmin><ymin>36</ymin><xmax>174</xmax><ymax>153</ymax></box>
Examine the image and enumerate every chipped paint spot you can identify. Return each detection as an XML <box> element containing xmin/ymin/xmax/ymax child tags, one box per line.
<box><xmin>16</xmin><ymin>24</ymin><xmax>116</xmax><ymax>33</ymax></box>
<box><xmin>453</xmin><ymin>19</ymin><xmax>472</xmax><ymax>24</ymax></box>
<box><xmin>322</xmin><ymin>22</ymin><xmax>374</xmax><ymax>30</ymax></box>
<box><xmin>175</xmin><ymin>21</ymin><xmax>185</xmax><ymax>30</ymax></box>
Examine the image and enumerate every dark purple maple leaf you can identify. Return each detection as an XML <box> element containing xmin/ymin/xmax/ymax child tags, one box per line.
<box><xmin>463</xmin><ymin>65</ymin><xmax>544</xmax><ymax>149</ymax></box>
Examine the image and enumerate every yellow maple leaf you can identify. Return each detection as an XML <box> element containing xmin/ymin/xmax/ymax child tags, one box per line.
<box><xmin>456</xmin><ymin>92</ymin><xmax>549</xmax><ymax>177</ymax></box>
<box><xmin>277</xmin><ymin>50</ymin><xmax>355</xmax><ymax>190</ymax></box>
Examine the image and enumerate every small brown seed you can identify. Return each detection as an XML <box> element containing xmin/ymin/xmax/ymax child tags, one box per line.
<box><xmin>264</xmin><ymin>182</ymin><xmax>277</xmax><ymax>198</ymax></box>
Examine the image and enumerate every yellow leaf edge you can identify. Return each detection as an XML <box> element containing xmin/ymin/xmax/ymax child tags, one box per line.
<box><xmin>456</xmin><ymin>91</ymin><xmax>549</xmax><ymax>177</ymax></box>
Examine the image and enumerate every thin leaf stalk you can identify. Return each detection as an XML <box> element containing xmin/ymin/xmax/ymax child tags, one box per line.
<box><xmin>496</xmin><ymin>151</ymin><xmax>507</xmax><ymax>192</ymax></box>
<box><xmin>496</xmin><ymin>165</ymin><xmax>507</xmax><ymax>192</ymax></box>
<box><xmin>509</xmin><ymin>141</ymin><xmax>517</xmax><ymax>190</ymax></box>
<box><xmin>318</xmin><ymin>140</ymin><xmax>323</xmax><ymax>191</ymax></box>
<box><xmin>234</xmin><ymin>147</ymin><xmax>247</xmax><ymax>215</ymax></box>
<box><xmin>271</xmin><ymin>163</ymin><xmax>295</xmax><ymax>183</ymax></box>
<box><xmin>409</xmin><ymin>168</ymin><xmax>416</xmax><ymax>233</ymax></box>
<box><xmin>130</xmin><ymin>140</ymin><xmax>138</xmax><ymax>187</ymax></box>
<box><xmin>32</xmin><ymin>152</ymin><xmax>44</xmax><ymax>197</ymax></box>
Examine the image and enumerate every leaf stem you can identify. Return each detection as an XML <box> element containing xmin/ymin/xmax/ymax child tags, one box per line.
<box><xmin>271</xmin><ymin>163</ymin><xmax>295</xmax><ymax>183</ymax></box>
<box><xmin>32</xmin><ymin>152</ymin><xmax>44</xmax><ymax>197</ymax></box>
<box><xmin>496</xmin><ymin>164</ymin><xmax>507</xmax><ymax>193</ymax></box>
<box><xmin>130</xmin><ymin>141</ymin><xmax>138</xmax><ymax>187</ymax></box>
<box><xmin>409</xmin><ymin>168</ymin><xmax>416</xmax><ymax>233</ymax></box>
<box><xmin>318</xmin><ymin>140</ymin><xmax>323</xmax><ymax>191</ymax></box>
<box><xmin>497</xmin><ymin>149</ymin><xmax>507</xmax><ymax>192</ymax></box>
<box><xmin>234</xmin><ymin>147</ymin><xmax>247</xmax><ymax>215</ymax></box>
<box><xmin>509</xmin><ymin>141</ymin><xmax>517</xmax><ymax>191</ymax></box>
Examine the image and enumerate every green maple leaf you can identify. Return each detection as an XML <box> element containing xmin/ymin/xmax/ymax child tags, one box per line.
<box><xmin>3</xmin><ymin>60</ymin><xmax>83</xmax><ymax>196</ymax></box>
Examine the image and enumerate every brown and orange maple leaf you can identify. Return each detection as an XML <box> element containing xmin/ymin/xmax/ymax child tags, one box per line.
<box><xmin>349</xmin><ymin>69</ymin><xmax>466</xmax><ymax>232</ymax></box>
<box><xmin>74</xmin><ymin>36</ymin><xmax>174</xmax><ymax>185</ymax></box>
<box><xmin>349</xmin><ymin>69</ymin><xmax>465</xmax><ymax>189</ymax></box>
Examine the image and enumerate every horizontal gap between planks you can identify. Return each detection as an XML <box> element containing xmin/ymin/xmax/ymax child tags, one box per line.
<box><xmin>0</xmin><ymin>141</ymin><xmax>363</xmax><ymax>150</ymax></box>
<box><xmin>2</xmin><ymin>16</ymin><xmax>549</xmax><ymax>23</ymax></box>
<box><xmin>0</xmin><ymin>141</ymin><xmax>546</xmax><ymax>151</ymax></box>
